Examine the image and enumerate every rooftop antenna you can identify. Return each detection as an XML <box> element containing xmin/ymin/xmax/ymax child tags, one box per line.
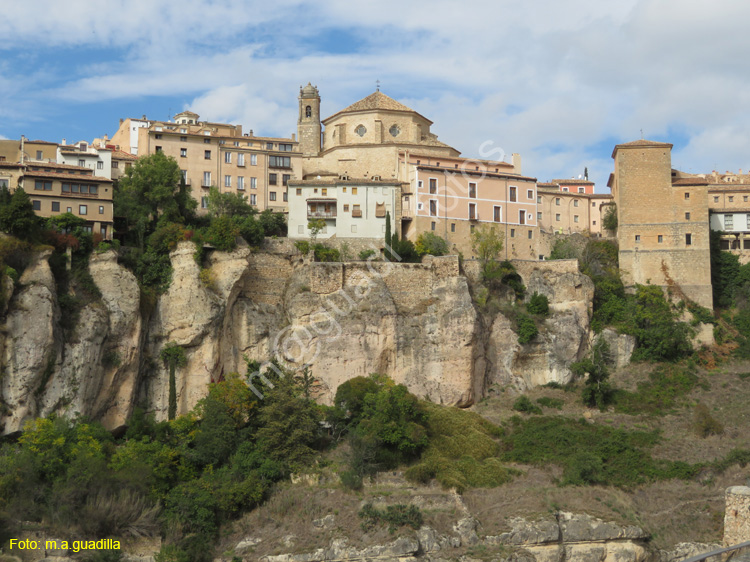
<box><xmin>376</xmin><ymin>79</ymin><xmax>380</xmax><ymax>92</ymax></box>
<box><xmin>640</xmin><ymin>128</ymin><xmax>644</xmax><ymax>139</ymax></box>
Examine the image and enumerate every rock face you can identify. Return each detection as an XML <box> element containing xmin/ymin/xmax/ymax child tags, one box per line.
<box><xmin>0</xmin><ymin>244</ymin><xmax>599</xmax><ymax>432</ymax></box>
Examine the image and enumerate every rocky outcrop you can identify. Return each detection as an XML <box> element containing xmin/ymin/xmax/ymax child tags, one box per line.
<box><xmin>0</xmin><ymin>244</ymin><xmax>598</xmax><ymax>432</ymax></box>
<box><xmin>246</xmin><ymin>512</ymin><xmax>650</xmax><ymax>562</ymax></box>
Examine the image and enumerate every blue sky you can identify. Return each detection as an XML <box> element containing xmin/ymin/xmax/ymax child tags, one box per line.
<box><xmin>2</xmin><ymin>0</ymin><xmax>749</xmax><ymax>190</ymax></box>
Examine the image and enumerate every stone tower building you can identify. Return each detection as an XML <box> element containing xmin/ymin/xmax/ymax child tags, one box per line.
<box><xmin>298</xmin><ymin>83</ymin><xmax>321</xmax><ymax>157</ymax></box>
<box><xmin>610</xmin><ymin>140</ymin><xmax>713</xmax><ymax>309</ymax></box>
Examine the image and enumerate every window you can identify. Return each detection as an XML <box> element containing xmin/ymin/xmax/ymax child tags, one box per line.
<box><xmin>725</xmin><ymin>215</ymin><xmax>734</xmax><ymax>229</ymax></box>
<box><xmin>279</xmin><ymin>143</ymin><xmax>293</xmax><ymax>152</ymax></box>
<box><xmin>155</xmin><ymin>134</ymin><xmax>162</xmax><ymax>139</ymax></box>
<box><xmin>592</xmin><ymin>202</ymin><xmax>595</xmax><ymax>207</ymax></box>
<box><xmin>78</xmin><ymin>159</ymin><xmax>86</xmax><ymax>167</ymax></box>
<box><xmin>181</xmin><ymin>170</ymin><xmax>187</xmax><ymax>182</ymax></box>
<box><xmin>204</xmin><ymin>150</ymin><xmax>211</xmax><ymax>159</ymax></box>
<box><xmin>237</xmin><ymin>153</ymin><xmax>245</xmax><ymax>166</ymax></box>
<box><xmin>745</xmin><ymin>196</ymin><xmax>749</xmax><ymax>202</ymax></box>
<box><xmin>469</xmin><ymin>203</ymin><xmax>477</xmax><ymax>220</ymax></box>
<box><xmin>180</xmin><ymin>135</ymin><xmax>187</xmax><ymax>141</ymax></box>
<box><xmin>451</xmin><ymin>223</ymin><xmax>455</xmax><ymax>232</ymax></box>
<box><xmin>201</xmin><ymin>197</ymin><xmax>209</xmax><ymax>209</ymax></box>
<box><xmin>294</xmin><ymin>188</ymin><xmax>301</xmax><ymax>196</ymax></box>
<box><xmin>537</xmin><ymin>195</ymin><xmax>542</xmax><ymax>204</ymax></box>
<box><xmin>527</xmin><ymin>189</ymin><xmax>533</xmax><ymax>199</ymax></box>
<box><xmin>429</xmin><ymin>178</ymin><xmax>437</xmax><ymax>194</ymax></box>
<box><xmin>321</xmin><ymin>188</ymin><xmax>327</xmax><ymax>196</ymax></box>
<box><xmin>35</xmin><ymin>180</ymin><xmax>52</xmax><ymax>191</ymax></box>
<box><xmin>225</xmin><ymin>152</ymin><xmax>232</xmax><ymax>164</ymax></box>
<box><xmin>509</xmin><ymin>186</ymin><xmax>517</xmax><ymax>202</ymax></box>
<box><xmin>251</xmin><ymin>154</ymin><xmax>257</xmax><ymax>166</ymax></box>
<box><xmin>306</xmin><ymin>105</ymin><xmax>312</xmax><ymax>118</ymax></box>
<box><xmin>562</xmin><ymin>187</ymin><xmax>569</xmax><ymax>192</ymax></box>
<box><xmin>635</xmin><ymin>235</ymin><xmax>641</xmax><ymax>242</ymax></box>
<box><xmin>250</xmin><ymin>194</ymin><xmax>257</xmax><ymax>205</ymax></box>
<box><xmin>578</xmin><ymin>187</ymin><xmax>585</xmax><ymax>193</ymax></box>
<box><xmin>685</xmin><ymin>212</ymin><xmax>691</xmax><ymax>220</ymax></box>
<box><xmin>519</xmin><ymin>210</ymin><xmax>526</xmax><ymax>224</ymax></box>
<box><xmin>537</xmin><ymin>212</ymin><xmax>542</xmax><ymax>220</ymax></box>
<box><xmin>352</xmin><ymin>187</ymin><xmax>358</xmax><ymax>195</ymax></box>
<box><xmin>528</xmin><ymin>230</ymin><xmax>533</xmax><ymax>239</ymax></box>
<box><xmin>283</xmin><ymin>174</ymin><xmax>291</xmax><ymax>186</ymax></box>
<box><xmin>112</xmin><ymin>162</ymin><xmax>119</xmax><ymax>169</ymax></box>
<box><xmin>343</xmin><ymin>204</ymin><xmax>349</xmax><ymax>212</ymax></box>
<box><xmin>270</xmin><ymin>192</ymin><xmax>276</xmax><ymax>201</ymax></box>
<box><xmin>97</xmin><ymin>161</ymin><xmax>103</xmax><ymax>169</ymax></box>
<box><xmin>180</xmin><ymin>148</ymin><xmax>187</xmax><ymax>157</ymax></box>
<box><xmin>574</xmin><ymin>215</ymin><xmax>579</xmax><ymax>223</ymax></box>
<box><xmin>99</xmin><ymin>206</ymin><xmax>104</xmax><ymax>214</ymax></box>
<box><xmin>343</xmin><ymin>187</ymin><xmax>347</xmax><ymax>193</ymax></box>
<box><xmin>729</xmin><ymin>196</ymin><xmax>734</xmax><ymax>202</ymax></box>
<box><xmin>593</xmin><ymin>220</ymin><xmax>596</xmax><ymax>225</ymax></box>
<box><xmin>266</xmin><ymin>142</ymin><xmax>274</xmax><ymax>150</ymax></box>
<box><xmin>555</xmin><ymin>197</ymin><xmax>561</xmax><ymax>206</ymax></box>
<box><xmin>686</xmin><ymin>233</ymin><xmax>692</xmax><ymax>246</ymax></box>
<box><xmin>67</xmin><ymin>207</ymin><xmax>72</xmax><ymax>213</ymax></box>
<box><xmin>51</xmin><ymin>201</ymin><xmax>60</xmax><ymax>212</ymax></box>
<box><xmin>237</xmin><ymin>177</ymin><xmax>245</xmax><ymax>190</ymax></box>
<box><xmin>714</xmin><ymin>196</ymin><xmax>719</xmax><ymax>202</ymax></box>
<box><xmin>510</xmin><ymin>229</ymin><xmax>515</xmax><ymax>238</ymax></box>
<box><xmin>352</xmin><ymin>204</ymin><xmax>361</xmax><ymax>217</ymax></box>
<box><xmin>36</xmin><ymin>150</ymin><xmax>43</xmax><ymax>160</ymax></box>
<box><xmin>250</xmin><ymin>177</ymin><xmax>257</xmax><ymax>189</ymax></box>
<box><xmin>155</xmin><ymin>146</ymin><xmax>163</xmax><ymax>153</ymax></box>
<box><xmin>269</xmin><ymin>173</ymin><xmax>278</xmax><ymax>185</ymax></box>
<box><xmin>355</xmin><ymin>125</ymin><xmax>366</xmax><ymax>137</ymax></box>
<box><xmin>430</xmin><ymin>200</ymin><xmax>437</xmax><ymax>216</ymax></box>
<box><xmin>556</xmin><ymin>213</ymin><xmax>561</xmax><ymax>221</ymax></box>
<box><xmin>469</xmin><ymin>182</ymin><xmax>477</xmax><ymax>198</ymax></box>
<box><xmin>573</xmin><ymin>200</ymin><xmax>579</xmax><ymax>207</ymax></box>
<box><xmin>32</xmin><ymin>200</ymin><xmax>41</xmax><ymax>210</ymax></box>
<box><xmin>658</xmin><ymin>235</ymin><xmax>663</xmax><ymax>243</ymax></box>
<box><xmin>225</xmin><ymin>175</ymin><xmax>231</xmax><ymax>187</ymax></box>
<box><xmin>203</xmin><ymin>172</ymin><xmax>211</xmax><ymax>186</ymax></box>
<box><xmin>493</xmin><ymin>206</ymin><xmax>501</xmax><ymax>222</ymax></box>
<box><xmin>417</xmin><ymin>180</ymin><xmax>423</xmax><ymax>189</ymax></box>
<box><xmin>80</xmin><ymin>184</ymin><xmax>89</xmax><ymax>194</ymax></box>
<box><xmin>431</xmin><ymin>221</ymin><xmax>436</xmax><ymax>231</ymax></box>
<box><xmin>79</xmin><ymin>205</ymin><xmax>87</xmax><ymax>215</ymax></box>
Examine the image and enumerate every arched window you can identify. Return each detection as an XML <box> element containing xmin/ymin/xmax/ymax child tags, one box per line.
<box><xmin>305</xmin><ymin>105</ymin><xmax>312</xmax><ymax>118</ymax></box>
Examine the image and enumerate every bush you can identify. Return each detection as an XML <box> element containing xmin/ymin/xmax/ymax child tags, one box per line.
<box><xmin>693</xmin><ymin>403</ymin><xmax>724</xmax><ymax>438</ymax></box>
<box><xmin>415</xmin><ymin>232</ymin><xmax>449</xmax><ymax>257</ymax></box>
<box><xmin>602</xmin><ymin>205</ymin><xmax>618</xmax><ymax>232</ymax></box>
<box><xmin>359</xmin><ymin>249</ymin><xmax>376</xmax><ymax>261</ymax></box>
<box><xmin>536</xmin><ymin>397</ymin><xmax>564</xmax><ymax>410</ymax></box>
<box><xmin>358</xmin><ymin>502</ymin><xmax>423</xmax><ymax>533</ymax></box>
<box><xmin>512</xmin><ymin>395</ymin><xmax>542</xmax><ymax>415</ymax></box>
<box><xmin>571</xmin><ymin>339</ymin><xmax>614</xmax><ymax>410</ymax></box>
<box><xmin>295</xmin><ymin>240</ymin><xmax>310</xmax><ymax>254</ymax></box>
<box><xmin>516</xmin><ymin>313</ymin><xmax>538</xmax><ymax>344</ymax></box>
<box><xmin>314</xmin><ymin>244</ymin><xmax>340</xmax><ymax>262</ymax></box>
<box><xmin>526</xmin><ymin>292</ymin><xmax>549</xmax><ymax>316</ymax></box>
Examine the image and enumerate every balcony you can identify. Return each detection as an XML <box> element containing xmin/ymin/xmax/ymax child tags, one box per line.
<box><xmin>308</xmin><ymin>209</ymin><xmax>337</xmax><ymax>219</ymax></box>
<box><xmin>352</xmin><ymin>209</ymin><xmax>362</xmax><ymax>218</ymax></box>
<box><xmin>307</xmin><ymin>198</ymin><xmax>337</xmax><ymax>219</ymax></box>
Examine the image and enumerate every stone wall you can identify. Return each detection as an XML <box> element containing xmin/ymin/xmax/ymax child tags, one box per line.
<box><xmin>724</xmin><ymin>486</ymin><xmax>750</xmax><ymax>546</ymax></box>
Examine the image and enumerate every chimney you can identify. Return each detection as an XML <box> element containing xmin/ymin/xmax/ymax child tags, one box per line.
<box><xmin>61</xmin><ymin>138</ymin><xmax>66</xmax><ymax>146</ymax></box>
<box><xmin>512</xmin><ymin>153</ymin><xmax>522</xmax><ymax>174</ymax></box>
<box><xmin>292</xmin><ymin>133</ymin><xmax>296</xmax><ymax>141</ymax></box>
<box><xmin>119</xmin><ymin>118</ymin><xmax>123</xmax><ymax>125</ymax></box>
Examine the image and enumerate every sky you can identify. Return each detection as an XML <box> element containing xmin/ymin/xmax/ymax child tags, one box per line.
<box><xmin>1</xmin><ymin>0</ymin><xmax>749</xmax><ymax>191</ymax></box>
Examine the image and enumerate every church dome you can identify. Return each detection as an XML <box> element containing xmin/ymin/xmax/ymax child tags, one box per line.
<box><xmin>300</xmin><ymin>83</ymin><xmax>318</xmax><ymax>98</ymax></box>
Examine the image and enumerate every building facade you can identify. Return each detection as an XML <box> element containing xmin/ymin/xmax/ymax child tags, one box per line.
<box><xmin>609</xmin><ymin>140</ymin><xmax>712</xmax><ymax>308</ymax></box>
<box><xmin>111</xmin><ymin>111</ymin><xmax>302</xmax><ymax>213</ymax></box>
<box><xmin>537</xmin><ymin>181</ymin><xmax>613</xmax><ymax>236</ymax></box>
<box><xmin>288</xmin><ymin>178</ymin><xmax>402</xmax><ymax>240</ymax></box>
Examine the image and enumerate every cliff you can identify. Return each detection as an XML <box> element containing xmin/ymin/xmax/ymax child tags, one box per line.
<box><xmin>0</xmin><ymin>243</ymin><xmax>596</xmax><ymax>434</ymax></box>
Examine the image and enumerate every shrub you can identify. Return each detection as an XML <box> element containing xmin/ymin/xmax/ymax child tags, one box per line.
<box><xmin>571</xmin><ymin>339</ymin><xmax>614</xmax><ymax>410</ymax></box>
<box><xmin>536</xmin><ymin>397</ymin><xmax>564</xmax><ymax>410</ymax></box>
<box><xmin>415</xmin><ymin>232</ymin><xmax>449</xmax><ymax>257</ymax></box>
<box><xmin>314</xmin><ymin>244</ymin><xmax>340</xmax><ymax>262</ymax></box>
<box><xmin>359</xmin><ymin>249</ymin><xmax>376</xmax><ymax>261</ymax></box>
<box><xmin>693</xmin><ymin>403</ymin><xmax>724</xmax><ymax>437</ymax></box>
<box><xmin>516</xmin><ymin>313</ymin><xmax>538</xmax><ymax>344</ymax></box>
<box><xmin>205</xmin><ymin>216</ymin><xmax>239</xmax><ymax>251</ymax></box>
<box><xmin>512</xmin><ymin>395</ymin><xmax>542</xmax><ymax>415</ymax></box>
<box><xmin>295</xmin><ymin>240</ymin><xmax>311</xmax><ymax>254</ymax></box>
<box><xmin>358</xmin><ymin>502</ymin><xmax>423</xmax><ymax>533</ymax></box>
<box><xmin>526</xmin><ymin>292</ymin><xmax>549</xmax><ymax>316</ymax></box>
<box><xmin>602</xmin><ymin>205</ymin><xmax>618</xmax><ymax>232</ymax></box>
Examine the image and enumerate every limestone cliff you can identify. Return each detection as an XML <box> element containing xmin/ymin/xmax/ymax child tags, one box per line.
<box><xmin>0</xmin><ymin>243</ymin><xmax>598</xmax><ymax>433</ymax></box>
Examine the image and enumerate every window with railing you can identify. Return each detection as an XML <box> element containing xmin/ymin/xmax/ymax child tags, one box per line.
<box><xmin>269</xmin><ymin>156</ymin><xmax>291</xmax><ymax>168</ymax></box>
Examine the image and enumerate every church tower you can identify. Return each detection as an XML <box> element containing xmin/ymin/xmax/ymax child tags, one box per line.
<box><xmin>298</xmin><ymin>83</ymin><xmax>321</xmax><ymax>157</ymax></box>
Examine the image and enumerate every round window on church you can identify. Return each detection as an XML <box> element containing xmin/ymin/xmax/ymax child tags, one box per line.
<box><xmin>389</xmin><ymin>125</ymin><xmax>400</xmax><ymax>137</ymax></box>
<box><xmin>356</xmin><ymin>125</ymin><xmax>367</xmax><ymax>137</ymax></box>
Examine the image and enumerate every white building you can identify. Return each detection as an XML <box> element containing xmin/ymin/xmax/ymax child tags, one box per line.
<box><xmin>288</xmin><ymin>178</ymin><xmax>403</xmax><ymax>240</ymax></box>
<box><xmin>57</xmin><ymin>141</ymin><xmax>112</xmax><ymax>179</ymax></box>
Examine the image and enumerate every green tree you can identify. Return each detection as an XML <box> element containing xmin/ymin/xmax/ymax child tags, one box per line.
<box><xmin>385</xmin><ymin>211</ymin><xmax>393</xmax><ymax>260</ymax></box>
<box><xmin>415</xmin><ymin>232</ymin><xmax>449</xmax><ymax>257</ymax></box>
<box><xmin>571</xmin><ymin>338</ymin><xmax>614</xmax><ymax>409</ymax></box>
<box><xmin>0</xmin><ymin>187</ymin><xmax>40</xmax><ymax>240</ymax></box>
<box><xmin>115</xmin><ymin>152</ymin><xmax>195</xmax><ymax>248</ymax></box>
<box><xmin>160</xmin><ymin>343</ymin><xmax>187</xmax><ymax>420</ymax></box>
<box><xmin>308</xmin><ymin>218</ymin><xmax>326</xmax><ymax>244</ymax></box>
<box><xmin>602</xmin><ymin>204</ymin><xmax>618</xmax><ymax>232</ymax></box>
<box><xmin>207</xmin><ymin>187</ymin><xmax>255</xmax><ymax>218</ymax></box>
<box><xmin>471</xmin><ymin>225</ymin><xmax>505</xmax><ymax>285</ymax></box>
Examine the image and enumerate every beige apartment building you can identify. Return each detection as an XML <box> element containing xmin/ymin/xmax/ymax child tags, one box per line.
<box><xmin>609</xmin><ymin>140</ymin><xmax>712</xmax><ymax>309</ymax></box>
<box><xmin>111</xmin><ymin>111</ymin><xmax>302</xmax><ymax>212</ymax></box>
<box><xmin>537</xmin><ymin>182</ymin><xmax>613</xmax><ymax>236</ymax></box>
<box><xmin>0</xmin><ymin>160</ymin><xmax>114</xmax><ymax>239</ymax></box>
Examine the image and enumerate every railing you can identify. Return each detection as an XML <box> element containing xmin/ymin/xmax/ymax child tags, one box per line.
<box><xmin>308</xmin><ymin>210</ymin><xmax>337</xmax><ymax>218</ymax></box>
<box><xmin>352</xmin><ymin>209</ymin><xmax>362</xmax><ymax>218</ymax></box>
<box><xmin>680</xmin><ymin>540</ymin><xmax>750</xmax><ymax>562</ymax></box>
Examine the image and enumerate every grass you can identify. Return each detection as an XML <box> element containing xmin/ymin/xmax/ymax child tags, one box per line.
<box><xmin>613</xmin><ymin>364</ymin><xmax>702</xmax><ymax>415</ymax></box>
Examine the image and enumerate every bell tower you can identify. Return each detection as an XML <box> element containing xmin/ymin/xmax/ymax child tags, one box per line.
<box><xmin>298</xmin><ymin>83</ymin><xmax>321</xmax><ymax>157</ymax></box>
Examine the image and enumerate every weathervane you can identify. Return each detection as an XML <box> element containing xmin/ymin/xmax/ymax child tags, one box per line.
<box><xmin>376</xmin><ymin>79</ymin><xmax>380</xmax><ymax>92</ymax></box>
